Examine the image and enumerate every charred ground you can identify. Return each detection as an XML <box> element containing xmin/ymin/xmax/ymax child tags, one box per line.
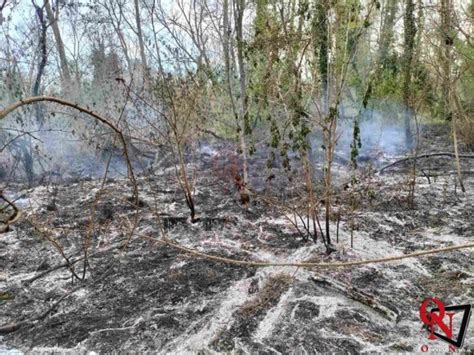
<box><xmin>0</xmin><ymin>125</ymin><xmax>473</xmax><ymax>353</ymax></box>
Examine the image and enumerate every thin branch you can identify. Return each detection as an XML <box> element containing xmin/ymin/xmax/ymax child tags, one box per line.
<box><xmin>0</xmin><ymin>96</ymin><xmax>138</xmax><ymax>201</ymax></box>
<box><xmin>379</xmin><ymin>152</ymin><xmax>474</xmax><ymax>173</ymax></box>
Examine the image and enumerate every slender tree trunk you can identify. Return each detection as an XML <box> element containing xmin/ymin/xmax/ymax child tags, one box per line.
<box><xmin>402</xmin><ymin>0</ymin><xmax>416</xmax><ymax>149</ymax></box>
<box><xmin>379</xmin><ymin>0</ymin><xmax>398</xmax><ymax>68</ymax></box>
<box><xmin>440</xmin><ymin>0</ymin><xmax>452</xmax><ymax>121</ymax></box>
<box><xmin>104</xmin><ymin>3</ymin><xmax>133</xmax><ymax>72</ymax></box>
<box><xmin>440</xmin><ymin>0</ymin><xmax>465</xmax><ymax>192</ymax></box>
<box><xmin>134</xmin><ymin>0</ymin><xmax>149</xmax><ymax>87</ymax></box>
<box><xmin>44</xmin><ymin>0</ymin><xmax>71</xmax><ymax>93</ymax></box>
<box><xmin>32</xmin><ymin>3</ymin><xmax>47</xmax><ymax>97</ymax></box>
<box><xmin>451</xmin><ymin>91</ymin><xmax>466</xmax><ymax>192</ymax></box>
<box><xmin>313</xmin><ymin>1</ymin><xmax>329</xmax><ymax>114</ymax></box>
<box><xmin>234</xmin><ymin>0</ymin><xmax>250</xmax><ymax>197</ymax></box>
<box><xmin>32</xmin><ymin>1</ymin><xmax>47</xmax><ymax>127</ymax></box>
<box><xmin>223</xmin><ymin>0</ymin><xmax>250</xmax><ymax>203</ymax></box>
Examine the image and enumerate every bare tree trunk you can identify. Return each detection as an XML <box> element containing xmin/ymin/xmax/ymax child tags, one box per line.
<box><xmin>44</xmin><ymin>0</ymin><xmax>71</xmax><ymax>93</ymax></box>
<box><xmin>222</xmin><ymin>0</ymin><xmax>250</xmax><ymax>203</ymax></box>
<box><xmin>233</xmin><ymin>0</ymin><xmax>250</xmax><ymax>201</ymax></box>
<box><xmin>222</xmin><ymin>0</ymin><xmax>232</xmax><ymax>94</ymax></box>
<box><xmin>134</xmin><ymin>0</ymin><xmax>149</xmax><ymax>87</ymax></box>
<box><xmin>32</xmin><ymin>1</ymin><xmax>47</xmax><ymax>128</ymax></box>
<box><xmin>379</xmin><ymin>0</ymin><xmax>398</xmax><ymax>68</ymax></box>
<box><xmin>451</xmin><ymin>90</ymin><xmax>466</xmax><ymax>192</ymax></box>
<box><xmin>32</xmin><ymin>2</ymin><xmax>47</xmax><ymax>97</ymax></box>
<box><xmin>440</xmin><ymin>0</ymin><xmax>465</xmax><ymax>192</ymax></box>
<box><xmin>103</xmin><ymin>2</ymin><xmax>133</xmax><ymax>72</ymax></box>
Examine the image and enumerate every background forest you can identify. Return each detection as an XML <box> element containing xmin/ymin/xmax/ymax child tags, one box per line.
<box><xmin>1</xmin><ymin>0</ymin><xmax>472</xmax><ymax>176</ymax></box>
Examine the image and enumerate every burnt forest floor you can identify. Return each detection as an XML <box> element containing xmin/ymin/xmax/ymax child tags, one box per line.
<box><xmin>1</xmin><ymin>124</ymin><xmax>473</xmax><ymax>354</ymax></box>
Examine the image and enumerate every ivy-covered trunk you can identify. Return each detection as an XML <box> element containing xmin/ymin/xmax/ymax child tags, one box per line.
<box><xmin>440</xmin><ymin>0</ymin><xmax>452</xmax><ymax>121</ymax></box>
<box><xmin>402</xmin><ymin>0</ymin><xmax>416</xmax><ymax>149</ymax></box>
<box><xmin>234</xmin><ymin>0</ymin><xmax>250</xmax><ymax>203</ymax></box>
<box><xmin>313</xmin><ymin>0</ymin><xmax>329</xmax><ymax>114</ymax></box>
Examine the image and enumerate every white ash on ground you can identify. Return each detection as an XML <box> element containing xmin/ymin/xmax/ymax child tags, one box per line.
<box><xmin>0</xmin><ymin>161</ymin><xmax>473</xmax><ymax>353</ymax></box>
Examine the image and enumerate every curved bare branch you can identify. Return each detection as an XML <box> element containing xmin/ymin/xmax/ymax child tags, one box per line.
<box><xmin>0</xmin><ymin>95</ymin><xmax>138</xmax><ymax>200</ymax></box>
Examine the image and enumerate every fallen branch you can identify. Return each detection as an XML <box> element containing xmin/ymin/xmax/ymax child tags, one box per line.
<box><xmin>418</xmin><ymin>170</ymin><xmax>474</xmax><ymax>178</ymax></box>
<box><xmin>89</xmin><ymin>326</ymin><xmax>137</xmax><ymax>335</ymax></box>
<box><xmin>137</xmin><ymin>233</ymin><xmax>474</xmax><ymax>269</ymax></box>
<box><xmin>312</xmin><ymin>274</ymin><xmax>398</xmax><ymax>321</ymax></box>
<box><xmin>379</xmin><ymin>152</ymin><xmax>474</xmax><ymax>173</ymax></box>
